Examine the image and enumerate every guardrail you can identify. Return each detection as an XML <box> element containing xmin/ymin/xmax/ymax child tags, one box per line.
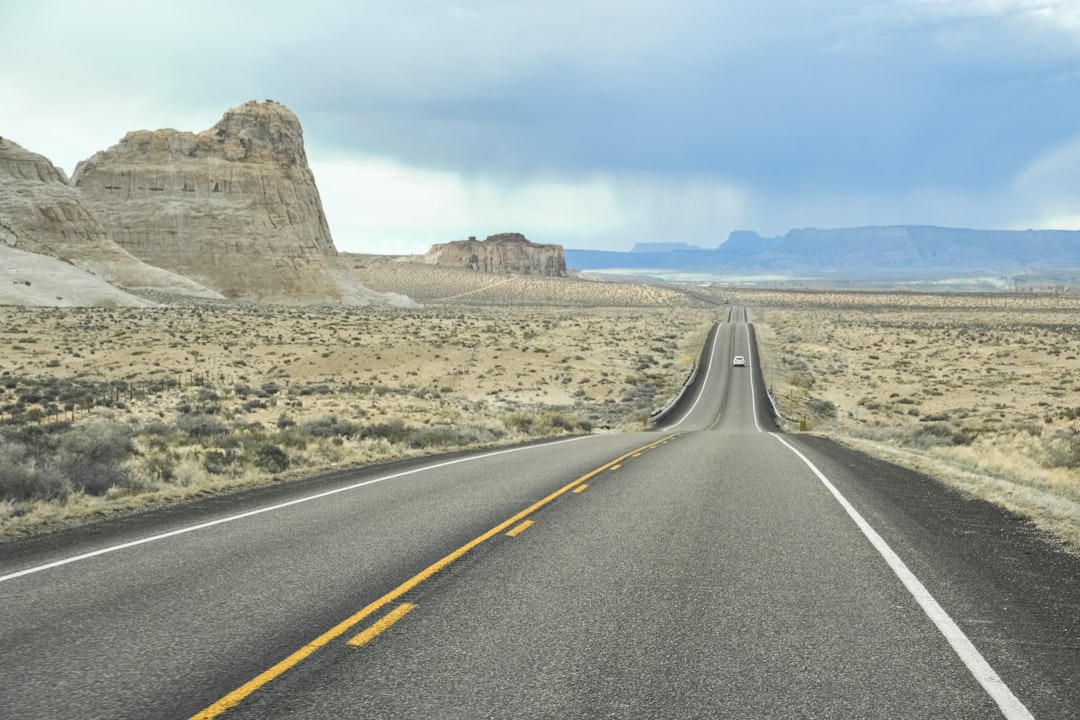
<box><xmin>649</xmin><ymin>359</ymin><xmax>699</xmax><ymax>425</ymax></box>
<box><xmin>649</xmin><ymin>321</ymin><xmax>721</xmax><ymax>425</ymax></box>
<box><xmin>766</xmin><ymin>387</ymin><xmax>800</xmax><ymax>425</ymax></box>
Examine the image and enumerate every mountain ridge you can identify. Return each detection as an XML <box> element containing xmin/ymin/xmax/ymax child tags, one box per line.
<box><xmin>567</xmin><ymin>226</ymin><xmax>1080</xmax><ymax>277</ymax></box>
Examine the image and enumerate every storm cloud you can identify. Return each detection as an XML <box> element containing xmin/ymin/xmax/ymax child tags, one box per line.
<box><xmin>3</xmin><ymin>0</ymin><xmax>1079</xmax><ymax>252</ymax></box>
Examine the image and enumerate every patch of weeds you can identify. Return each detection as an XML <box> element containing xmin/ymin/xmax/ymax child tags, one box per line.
<box><xmin>360</xmin><ymin>420</ymin><xmax>410</xmax><ymax>444</ymax></box>
<box><xmin>253</xmin><ymin>443</ymin><xmax>290</xmax><ymax>473</ymax></box>
<box><xmin>1041</xmin><ymin>429</ymin><xmax>1080</xmax><ymax>469</ymax></box>
<box><xmin>302</xmin><ymin>415</ymin><xmax>359</xmax><ymax>438</ymax></box>
<box><xmin>907</xmin><ymin>422</ymin><xmax>974</xmax><ymax>449</ymax></box>
<box><xmin>806</xmin><ymin>397</ymin><xmax>837</xmax><ymax>418</ymax></box>
<box><xmin>503</xmin><ymin>411</ymin><xmax>535</xmax><ymax>434</ymax></box>
<box><xmin>406</xmin><ymin>425</ymin><xmax>504</xmax><ymax>449</ymax></box>
<box><xmin>176</xmin><ymin>413</ymin><xmax>229</xmax><ymax>440</ymax></box>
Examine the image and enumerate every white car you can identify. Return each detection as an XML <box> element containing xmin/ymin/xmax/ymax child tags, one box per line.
<box><xmin>733</xmin><ymin>355</ymin><xmax>746</xmax><ymax>367</ymax></box>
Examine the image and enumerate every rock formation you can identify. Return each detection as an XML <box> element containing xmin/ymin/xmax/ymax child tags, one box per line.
<box><xmin>73</xmin><ymin>100</ymin><xmax>415</xmax><ymax>306</ymax></box>
<box><xmin>0</xmin><ymin>245</ymin><xmax>156</xmax><ymax>307</ymax></box>
<box><xmin>424</xmin><ymin>233</ymin><xmax>566</xmax><ymax>276</ymax></box>
<box><xmin>0</xmin><ymin>136</ymin><xmax>221</xmax><ymax>300</ymax></box>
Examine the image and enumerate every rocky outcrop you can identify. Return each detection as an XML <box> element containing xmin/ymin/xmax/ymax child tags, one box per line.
<box><xmin>0</xmin><ymin>245</ymin><xmax>156</xmax><ymax>307</ymax></box>
<box><xmin>0</xmin><ymin>136</ymin><xmax>221</xmax><ymax>300</ymax></box>
<box><xmin>424</xmin><ymin>233</ymin><xmax>566</xmax><ymax>276</ymax></box>
<box><xmin>73</xmin><ymin>100</ymin><xmax>415</xmax><ymax>306</ymax></box>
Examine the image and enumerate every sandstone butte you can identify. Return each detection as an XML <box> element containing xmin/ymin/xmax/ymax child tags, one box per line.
<box><xmin>424</xmin><ymin>232</ymin><xmax>567</xmax><ymax>276</ymax></box>
<box><xmin>72</xmin><ymin>100</ymin><xmax>415</xmax><ymax>307</ymax></box>
<box><xmin>0</xmin><ymin>136</ymin><xmax>223</xmax><ymax>304</ymax></box>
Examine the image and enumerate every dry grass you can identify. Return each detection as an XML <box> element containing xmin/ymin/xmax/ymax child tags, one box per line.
<box><xmin>0</xmin><ymin>288</ymin><xmax>715</xmax><ymax>538</ymax></box>
<box><xmin>721</xmin><ymin>287</ymin><xmax>1080</xmax><ymax>551</ymax></box>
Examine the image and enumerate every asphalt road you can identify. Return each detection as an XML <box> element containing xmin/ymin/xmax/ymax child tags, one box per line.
<box><xmin>2</xmin><ymin>307</ymin><xmax>1078</xmax><ymax>719</ymax></box>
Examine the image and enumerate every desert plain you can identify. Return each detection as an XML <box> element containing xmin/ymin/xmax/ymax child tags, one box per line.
<box><xmin>731</xmin><ymin>286</ymin><xmax>1080</xmax><ymax>550</ymax></box>
<box><xmin>0</xmin><ymin>267</ymin><xmax>715</xmax><ymax>537</ymax></box>
<box><xmin>2</xmin><ymin>266</ymin><xmax>1079</xmax><ymax>555</ymax></box>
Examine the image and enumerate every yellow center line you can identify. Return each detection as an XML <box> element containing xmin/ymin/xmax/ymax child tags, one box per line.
<box><xmin>188</xmin><ymin>433</ymin><xmax>678</xmax><ymax>719</ymax></box>
<box><xmin>610</xmin><ymin>464</ymin><xmax>622</xmax><ymax>471</ymax></box>
<box><xmin>347</xmin><ymin>603</ymin><xmax>416</xmax><ymax>648</ymax></box>
<box><xmin>573</xmin><ymin>484</ymin><xmax>588</xmax><ymax>494</ymax></box>
<box><xmin>505</xmin><ymin>520</ymin><xmax>533</xmax><ymax>537</ymax></box>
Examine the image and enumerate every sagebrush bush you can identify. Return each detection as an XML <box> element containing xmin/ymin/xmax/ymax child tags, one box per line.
<box><xmin>176</xmin><ymin>413</ymin><xmax>229</xmax><ymax>439</ymax></box>
<box><xmin>0</xmin><ymin>421</ymin><xmax>134</xmax><ymax>499</ymax></box>
<box><xmin>906</xmin><ymin>422</ymin><xmax>974</xmax><ymax>449</ymax></box>
<box><xmin>360</xmin><ymin>420</ymin><xmax>410</xmax><ymax>444</ymax></box>
<box><xmin>203</xmin><ymin>450</ymin><xmax>236</xmax><ymax>475</ymax></box>
<box><xmin>302</xmin><ymin>415</ymin><xmax>359</xmax><ymax>438</ymax></box>
<box><xmin>253</xmin><ymin>443</ymin><xmax>290</xmax><ymax>473</ymax></box>
<box><xmin>538</xmin><ymin>411</ymin><xmax>593</xmax><ymax>434</ymax></box>
<box><xmin>406</xmin><ymin>425</ymin><xmax>503</xmax><ymax>449</ymax></box>
<box><xmin>0</xmin><ymin>441</ymin><xmax>69</xmax><ymax>502</ymax></box>
<box><xmin>503</xmin><ymin>411</ymin><xmax>535</xmax><ymax>434</ymax></box>
<box><xmin>806</xmin><ymin>397</ymin><xmax>836</xmax><ymax>418</ymax></box>
<box><xmin>55</xmin><ymin>422</ymin><xmax>134</xmax><ymax>495</ymax></box>
<box><xmin>1041</xmin><ymin>430</ymin><xmax>1080</xmax><ymax>469</ymax></box>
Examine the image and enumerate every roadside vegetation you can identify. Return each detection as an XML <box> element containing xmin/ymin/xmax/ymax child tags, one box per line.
<box><xmin>717</xmin><ymin>287</ymin><xmax>1080</xmax><ymax>551</ymax></box>
<box><xmin>0</xmin><ymin>302</ymin><xmax>714</xmax><ymax>537</ymax></box>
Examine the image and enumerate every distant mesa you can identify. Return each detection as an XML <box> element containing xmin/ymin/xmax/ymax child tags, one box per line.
<box><xmin>424</xmin><ymin>233</ymin><xmax>567</xmax><ymax>277</ymax></box>
<box><xmin>566</xmin><ymin>226</ymin><xmax>1080</xmax><ymax>280</ymax></box>
<box><xmin>72</xmin><ymin>100</ymin><xmax>416</xmax><ymax>307</ymax></box>
<box><xmin>0</xmin><ymin>136</ymin><xmax>222</xmax><ymax>303</ymax></box>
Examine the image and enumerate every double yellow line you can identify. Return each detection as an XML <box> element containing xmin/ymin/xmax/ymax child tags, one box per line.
<box><xmin>190</xmin><ymin>434</ymin><xmax>676</xmax><ymax>719</ymax></box>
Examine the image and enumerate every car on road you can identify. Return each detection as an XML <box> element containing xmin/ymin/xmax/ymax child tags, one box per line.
<box><xmin>733</xmin><ymin>355</ymin><xmax>746</xmax><ymax>367</ymax></box>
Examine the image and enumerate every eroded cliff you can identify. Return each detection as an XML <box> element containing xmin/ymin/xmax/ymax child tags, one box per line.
<box><xmin>424</xmin><ymin>233</ymin><xmax>566</xmax><ymax>276</ymax></box>
<box><xmin>73</xmin><ymin>100</ymin><xmax>413</xmax><ymax>306</ymax></box>
<box><xmin>0</xmin><ymin>136</ymin><xmax>220</xmax><ymax>300</ymax></box>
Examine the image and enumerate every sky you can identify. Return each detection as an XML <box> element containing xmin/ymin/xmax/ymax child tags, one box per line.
<box><xmin>3</xmin><ymin>0</ymin><xmax>1080</xmax><ymax>254</ymax></box>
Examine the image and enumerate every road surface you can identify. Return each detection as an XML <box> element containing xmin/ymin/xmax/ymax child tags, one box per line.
<box><xmin>2</xmin><ymin>307</ymin><xmax>1077</xmax><ymax>718</ymax></box>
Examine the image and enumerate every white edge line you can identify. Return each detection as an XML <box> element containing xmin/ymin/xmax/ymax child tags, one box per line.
<box><xmin>770</xmin><ymin>433</ymin><xmax>1034</xmax><ymax>720</ymax></box>
<box><xmin>667</xmin><ymin>323</ymin><xmax>724</xmax><ymax>430</ymax></box>
<box><xmin>744</xmin><ymin>320</ymin><xmax>762</xmax><ymax>433</ymax></box>
<box><xmin>0</xmin><ymin>436</ymin><xmax>592</xmax><ymax>585</ymax></box>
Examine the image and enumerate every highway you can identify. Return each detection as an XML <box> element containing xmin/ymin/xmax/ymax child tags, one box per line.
<box><xmin>2</xmin><ymin>307</ymin><xmax>1078</xmax><ymax>718</ymax></box>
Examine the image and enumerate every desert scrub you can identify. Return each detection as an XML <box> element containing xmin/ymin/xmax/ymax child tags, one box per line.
<box><xmin>0</xmin><ymin>420</ymin><xmax>134</xmax><ymax>502</ymax></box>
<box><xmin>253</xmin><ymin>443</ymin><xmax>290</xmax><ymax>473</ymax></box>
<box><xmin>301</xmin><ymin>415</ymin><xmax>359</xmax><ymax>438</ymax></box>
<box><xmin>406</xmin><ymin>425</ymin><xmax>505</xmax><ymax>449</ymax></box>
<box><xmin>0</xmin><ymin>302</ymin><xmax>719</xmax><ymax>536</ymax></box>
<box><xmin>502</xmin><ymin>409</ymin><xmax>594</xmax><ymax>436</ymax></box>
<box><xmin>742</xmin><ymin>288</ymin><xmax>1080</xmax><ymax>550</ymax></box>
<box><xmin>843</xmin><ymin>414</ymin><xmax>975</xmax><ymax>451</ymax></box>
<box><xmin>1042</xmin><ymin>429</ymin><xmax>1080</xmax><ymax>469</ymax></box>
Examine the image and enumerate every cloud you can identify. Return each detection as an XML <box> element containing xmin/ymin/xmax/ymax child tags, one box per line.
<box><xmin>312</xmin><ymin>155</ymin><xmax>753</xmax><ymax>253</ymax></box>
<box><xmin>4</xmin><ymin>0</ymin><xmax>1080</xmax><ymax>250</ymax></box>
<box><xmin>312</xmin><ymin>156</ymin><xmax>631</xmax><ymax>253</ymax></box>
<box><xmin>915</xmin><ymin>0</ymin><xmax>1080</xmax><ymax>31</ymax></box>
<box><xmin>1011</xmin><ymin>133</ymin><xmax>1080</xmax><ymax>228</ymax></box>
